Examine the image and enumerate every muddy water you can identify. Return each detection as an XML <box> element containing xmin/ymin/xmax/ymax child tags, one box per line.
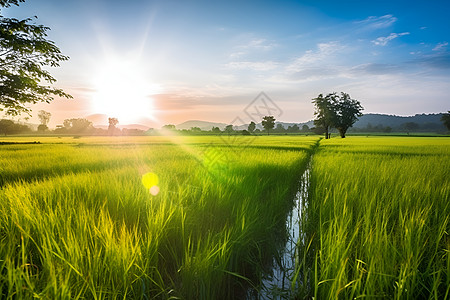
<box><xmin>248</xmin><ymin>162</ymin><xmax>312</xmax><ymax>299</ymax></box>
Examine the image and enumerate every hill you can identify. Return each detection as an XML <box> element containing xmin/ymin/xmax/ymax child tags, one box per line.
<box><xmin>354</xmin><ymin>113</ymin><xmax>444</xmax><ymax>128</ymax></box>
<box><xmin>351</xmin><ymin>113</ymin><xmax>446</xmax><ymax>131</ymax></box>
<box><xmin>175</xmin><ymin>113</ymin><xmax>445</xmax><ymax>133</ymax></box>
<box><xmin>94</xmin><ymin>124</ymin><xmax>150</xmax><ymax>131</ymax></box>
<box><xmin>176</xmin><ymin>120</ymin><xmax>228</xmax><ymax>130</ymax></box>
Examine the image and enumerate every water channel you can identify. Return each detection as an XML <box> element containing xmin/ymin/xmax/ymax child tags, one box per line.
<box><xmin>247</xmin><ymin>159</ymin><xmax>312</xmax><ymax>299</ymax></box>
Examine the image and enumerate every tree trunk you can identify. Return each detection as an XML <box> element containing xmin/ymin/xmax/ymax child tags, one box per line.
<box><xmin>325</xmin><ymin>126</ymin><xmax>329</xmax><ymax>139</ymax></box>
<box><xmin>338</xmin><ymin>127</ymin><xmax>346</xmax><ymax>138</ymax></box>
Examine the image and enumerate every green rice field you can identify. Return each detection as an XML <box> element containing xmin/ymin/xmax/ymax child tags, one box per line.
<box><xmin>0</xmin><ymin>135</ymin><xmax>449</xmax><ymax>299</ymax></box>
<box><xmin>296</xmin><ymin>137</ymin><xmax>450</xmax><ymax>299</ymax></box>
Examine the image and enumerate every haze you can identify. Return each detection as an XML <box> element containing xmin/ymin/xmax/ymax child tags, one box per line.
<box><xmin>3</xmin><ymin>0</ymin><xmax>450</xmax><ymax>127</ymax></box>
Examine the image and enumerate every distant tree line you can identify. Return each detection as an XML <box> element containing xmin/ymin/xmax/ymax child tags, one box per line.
<box><xmin>176</xmin><ymin>119</ymin><xmax>313</xmax><ymax>135</ymax></box>
<box><xmin>348</xmin><ymin>121</ymin><xmax>447</xmax><ymax>134</ymax></box>
<box><xmin>160</xmin><ymin>117</ymin><xmax>313</xmax><ymax>136</ymax></box>
<box><xmin>1</xmin><ymin>110</ymin><xmax>449</xmax><ymax>137</ymax></box>
<box><xmin>442</xmin><ymin>111</ymin><xmax>450</xmax><ymax>131</ymax></box>
<box><xmin>0</xmin><ymin>115</ymin><xmax>146</xmax><ymax>136</ymax></box>
<box><xmin>0</xmin><ymin>119</ymin><xmax>31</xmax><ymax>135</ymax></box>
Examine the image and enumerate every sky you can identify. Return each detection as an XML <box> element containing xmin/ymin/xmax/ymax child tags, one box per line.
<box><xmin>2</xmin><ymin>0</ymin><xmax>450</xmax><ymax>127</ymax></box>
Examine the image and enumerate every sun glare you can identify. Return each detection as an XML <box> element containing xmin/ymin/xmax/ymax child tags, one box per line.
<box><xmin>91</xmin><ymin>59</ymin><xmax>158</xmax><ymax>124</ymax></box>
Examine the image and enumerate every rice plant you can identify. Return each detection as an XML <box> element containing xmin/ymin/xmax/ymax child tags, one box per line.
<box><xmin>295</xmin><ymin>137</ymin><xmax>450</xmax><ymax>299</ymax></box>
<box><xmin>0</xmin><ymin>136</ymin><xmax>315</xmax><ymax>298</ymax></box>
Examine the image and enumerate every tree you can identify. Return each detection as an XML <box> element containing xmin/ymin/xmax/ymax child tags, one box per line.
<box><xmin>301</xmin><ymin>124</ymin><xmax>309</xmax><ymax>132</ymax></box>
<box><xmin>288</xmin><ymin>124</ymin><xmax>300</xmax><ymax>133</ymax></box>
<box><xmin>122</xmin><ymin>128</ymin><xmax>144</xmax><ymax>136</ymax></box>
<box><xmin>403</xmin><ymin>122</ymin><xmax>419</xmax><ymax>134</ymax></box>
<box><xmin>0</xmin><ymin>1</ymin><xmax>25</xmax><ymax>7</ymax></box>
<box><xmin>162</xmin><ymin>124</ymin><xmax>176</xmax><ymax>131</ymax></box>
<box><xmin>37</xmin><ymin>124</ymin><xmax>47</xmax><ymax>132</ymax></box>
<box><xmin>63</xmin><ymin>118</ymin><xmax>93</xmax><ymax>134</ymax></box>
<box><xmin>333</xmin><ymin>92</ymin><xmax>363</xmax><ymax>138</ymax></box>
<box><xmin>37</xmin><ymin>110</ymin><xmax>51</xmax><ymax>131</ymax></box>
<box><xmin>225</xmin><ymin>124</ymin><xmax>234</xmax><ymax>135</ymax></box>
<box><xmin>108</xmin><ymin>117</ymin><xmax>119</xmax><ymax>135</ymax></box>
<box><xmin>0</xmin><ymin>1</ymin><xmax>72</xmax><ymax>116</ymax></box>
<box><xmin>311</xmin><ymin>126</ymin><xmax>325</xmax><ymax>135</ymax></box>
<box><xmin>312</xmin><ymin>92</ymin><xmax>363</xmax><ymax>138</ymax></box>
<box><xmin>211</xmin><ymin>126</ymin><xmax>221</xmax><ymax>133</ymax></box>
<box><xmin>0</xmin><ymin>118</ymin><xmax>30</xmax><ymax>135</ymax></box>
<box><xmin>441</xmin><ymin>111</ymin><xmax>450</xmax><ymax>131</ymax></box>
<box><xmin>248</xmin><ymin>121</ymin><xmax>256</xmax><ymax>133</ymax></box>
<box><xmin>261</xmin><ymin>116</ymin><xmax>275</xmax><ymax>135</ymax></box>
<box><xmin>275</xmin><ymin>123</ymin><xmax>285</xmax><ymax>133</ymax></box>
<box><xmin>312</xmin><ymin>93</ymin><xmax>336</xmax><ymax>139</ymax></box>
<box><xmin>0</xmin><ymin>118</ymin><xmax>14</xmax><ymax>135</ymax></box>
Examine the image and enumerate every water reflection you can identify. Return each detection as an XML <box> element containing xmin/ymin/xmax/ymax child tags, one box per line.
<box><xmin>248</xmin><ymin>162</ymin><xmax>312</xmax><ymax>299</ymax></box>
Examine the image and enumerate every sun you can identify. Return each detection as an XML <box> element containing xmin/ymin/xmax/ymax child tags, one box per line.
<box><xmin>91</xmin><ymin>59</ymin><xmax>157</xmax><ymax>124</ymax></box>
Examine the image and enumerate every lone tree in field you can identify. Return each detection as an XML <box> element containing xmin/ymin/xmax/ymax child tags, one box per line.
<box><xmin>0</xmin><ymin>0</ymin><xmax>72</xmax><ymax>116</ymax></box>
<box><xmin>262</xmin><ymin>116</ymin><xmax>275</xmax><ymax>135</ymax></box>
<box><xmin>441</xmin><ymin>111</ymin><xmax>450</xmax><ymax>131</ymax></box>
<box><xmin>248</xmin><ymin>121</ymin><xmax>256</xmax><ymax>134</ymax></box>
<box><xmin>37</xmin><ymin>110</ymin><xmax>51</xmax><ymax>131</ymax></box>
<box><xmin>312</xmin><ymin>93</ymin><xmax>336</xmax><ymax>139</ymax></box>
<box><xmin>312</xmin><ymin>92</ymin><xmax>363</xmax><ymax>138</ymax></box>
<box><xmin>108</xmin><ymin>117</ymin><xmax>119</xmax><ymax>135</ymax></box>
<box><xmin>333</xmin><ymin>92</ymin><xmax>363</xmax><ymax>138</ymax></box>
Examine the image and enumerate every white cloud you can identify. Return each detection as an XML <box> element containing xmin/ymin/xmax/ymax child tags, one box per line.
<box><xmin>356</xmin><ymin>14</ymin><xmax>397</xmax><ymax>29</ymax></box>
<box><xmin>433</xmin><ymin>42</ymin><xmax>448</xmax><ymax>52</ymax></box>
<box><xmin>228</xmin><ymin>38</ymin><xmax>278</xmax><ymax>62</ymax></box>
<box><xmin>226</xmin><ymin>61</ymin><xmax>279</xmax><ymax>71</ymax></box>
<box><xmin>372</xmin><ymin>32</ymin><xmax>410</xmax><ymax>46</ymax></box>
<box><xmin>334</xmin><ymin>74</ymin><xmax>450</xmax><ymax>116</ymax></box>
<box><xmin>349</xmin><ymin>63</ymin><xmax>401</xmax><ymax>75</ymax></box>
<box><xmin>229</xmin><ymin>51</ymin><xmax>245</xmax><ymax>59</ymax></box>
<box><xmin>232</xmin><ymin>38</ymin><xmax>277</xmax><ymax>53</ymax></box>
<box><xmin>278</xmin><ymin>42</ymin><xmax>348</xmax><ymax>82</ymax></box>
<box><xmin>245</xmin><ymin>38</ymin><xmax>277</xmax><ymax>50</ymax></box>
<box><xmin>287</xmin><ymin>41</ymin><xmax>343</xmax><ymax>72</ymax></box>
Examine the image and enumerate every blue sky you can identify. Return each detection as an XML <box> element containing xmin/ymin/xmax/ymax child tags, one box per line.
<box><xmin>3</xmin><ymin>0</ymin><xmax>450</xmax><ymax>126</ymax></box>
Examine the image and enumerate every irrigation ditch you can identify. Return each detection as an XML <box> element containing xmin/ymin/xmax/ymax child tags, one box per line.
<box><xmin>247</xmin><ymin>138</ymin><xmax>321</xmax><ymax>299</ymax></box>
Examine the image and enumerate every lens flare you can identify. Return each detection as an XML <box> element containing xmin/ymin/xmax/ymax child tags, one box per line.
<box><xmin>142</xmin><ymin>172</ymin><xmax>159</xmax><ymax>195</ymax></box>
<box><xmin>149</xmin><ymin>185</ymin><xmax>160</xmax><ymax>196</ymax></box>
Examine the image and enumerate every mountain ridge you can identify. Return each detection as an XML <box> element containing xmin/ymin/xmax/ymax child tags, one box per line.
<box><xmin>174</xmin><ymin>113</ymin><xmax>445</xmax><ymax>131</ymax></box>
<box><xmin>2</xmin><ymin>113</ymin><xmax>446</xmax><ymax>132</ymax></box>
